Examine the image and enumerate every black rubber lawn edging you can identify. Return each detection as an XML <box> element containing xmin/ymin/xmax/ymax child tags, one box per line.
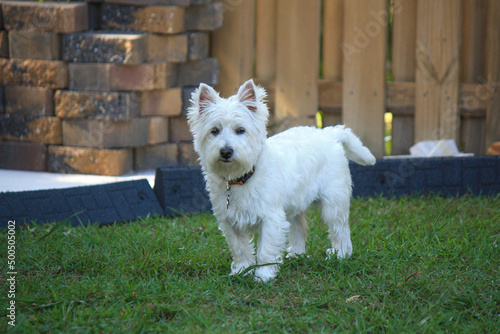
<box><xmin>1</xmin><ymin>156</ymin><xmax>498</xmax><ymax>228</ymax></box>
<box><xmin>0</xmin><ymin>179</ymin><xmax>164</xmax><ymax>228</ymax></box>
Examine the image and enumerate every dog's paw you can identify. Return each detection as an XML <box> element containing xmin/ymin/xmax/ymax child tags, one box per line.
<box><xmin>254</xmin><ymin>265</ymin><xmax>278</xmax><ymax>283</ymax></box>
<box><xmin>326</xmin><ymin>247</ymin><xmax>352</xmax><ymax>260</ymax></box>
<box><xmin>230</xmin><ymin>261</ymin><xmax>255</xmax><ymax>276</ymax></box>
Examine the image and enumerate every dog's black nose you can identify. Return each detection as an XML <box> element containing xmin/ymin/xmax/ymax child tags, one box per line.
<box><xmin>220</xmin><ymin>147</ymin><xmax>233</xmax><ymax>160</ymax></box>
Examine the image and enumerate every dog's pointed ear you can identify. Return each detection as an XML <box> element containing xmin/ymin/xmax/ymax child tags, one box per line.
<box><xmin>237</xmin><ymin>79</ymin><xmax>258</xmax><ymax>113</ymax></box>
<box><xmin>195</xmin><ymin>83</ymin><xmax>218</xmax><ymax>114</ymax></box>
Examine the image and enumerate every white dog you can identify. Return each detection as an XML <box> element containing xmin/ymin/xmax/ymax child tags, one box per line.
<box><xmin>187</xmin><ymin>79</ymin><xmax>376</xmax><ymax>282</ymax></box>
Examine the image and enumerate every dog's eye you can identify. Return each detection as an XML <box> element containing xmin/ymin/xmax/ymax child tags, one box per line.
<box><xmin>210</xmin><ymin>128</ymin><xmax>220</xmax><ymax>136</ymax></box>
<box><xmin>235</xmin><ymin>127</ymin><xmax>245</xmax><ymax>135</ymax></box>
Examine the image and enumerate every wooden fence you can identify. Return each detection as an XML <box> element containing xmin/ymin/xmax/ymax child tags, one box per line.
<box><xmin>210</xmin><ymin>0</ymin><xmax>500</xmax><ymax>157</ymax></box>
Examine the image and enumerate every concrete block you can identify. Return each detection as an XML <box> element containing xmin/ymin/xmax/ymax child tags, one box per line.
<box><xmin>101</xmin><ymin>4</ymin><xmax>185</xmax><ymax>34</ymax></box>
<box><xmin>0</xmin><ymin>86</ymin><xmax>5</xmax><ymax>113</ymax></box>
<box><xmin>1</xmin><ymin>58</ymin><xmax>68</xmax><ymax>88</ymax></box>
<box><xmin>178</xmin><ymin>141</ymin><xmax>198</xmax><ymax>166</ymax></box>
<box><xmin>62</xmin><ymin>32</ymin><xmax>147</xmax><ymax>64</ymax></box>
<box><xmin>185</xmin><ymin>2</ymin><xmax>223</xmax><ymax>31</ymax></box>
<box><xmin>177</xmin><ymin>58</ymin><xmax>219</xmax><ymax>86</ymax></box>
<box><xmin>1</xmin><ymin>115</ymin><xmax>62</xmax><ymax>144</ymax></box>
<box><xmin>2</xmin><ymin>1</ymin><xmax>88</xmax><ymax>33</ymax></box>
<box><xmin>62</xmin><ymin>118</ymin><xmax>150</xmax><ymax>148</ymax></box>
<box><xmin>48</xmin><ymin>145</ymin><xmax>133</xmax><ymax>176</ymax></box>
<box><xmin>147</xmin><ymin>33</ymin><xmax>187</xmax><ymax>63</ymax></box>
<box><xmin>147</xmin><ymin>116</ymin><xmax>169</xmax><ymax>145</ymax></box>
<box><xmin>140</xmin><ymin>88</ymin><xmax>183</xmax><ymax>117</ymax></box>
<box><xmin>103</xmin><ymin>0</ymin><xmax>190</xmax><ymax>5</ymax></box>
<box><xmin>55</xmin><ymin>90</ymin><xmax>140</xmax><ymax>120</ymax></box>
<box><xmin>134</xmin><ymin>142</ymin><xmax>178</xmax><ymax>170</ymax></box>
<box><xmin>5</xmin><ymin>85</ymin><xmax>54</xmax><ymax>116</ymax></box>
<box><xmin>187</xmin><ymin>32</ymin><xmax>209</xmax><ymax>60</ymax></box>
<box><xmin>0</xmin><ymin>141</ymin><xmax>47</xmax><ymax>171</ymax></box>
<box><xmin>68</xmin><ymin>62</ymin><xmax>175</xmax><ymax>91</ymax></box>
<box><xmin>9</xmin><ymin>30</ymin><xmax>61</xmax><ymax>60</ymax></box>
<box><xmin>0</xmin><ymin>31</ymin><xmax>7</xmax><ymax>58</ymax></box>
<box><xmin>169</xmin><ymin>114</ymin><xmax>192</xmax><ymax>142</ymax></box>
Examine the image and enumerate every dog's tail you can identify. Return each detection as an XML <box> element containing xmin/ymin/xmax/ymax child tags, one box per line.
<box><xmin>326</xmin><ymin>125</ymin><xmax>376</xmax><ymax>166</ymax></box>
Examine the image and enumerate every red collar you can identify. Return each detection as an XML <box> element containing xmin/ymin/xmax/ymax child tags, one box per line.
<box><xmin>227</xmin><ymin>167</ymin><xmax>255</xmax><ymax>185</ymax></box>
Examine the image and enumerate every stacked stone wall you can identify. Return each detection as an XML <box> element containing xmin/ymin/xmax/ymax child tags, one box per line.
<box><xmin>0</xmin><ymin>0</ymin><xmax>222</xmax><ymax>175</ymax></box>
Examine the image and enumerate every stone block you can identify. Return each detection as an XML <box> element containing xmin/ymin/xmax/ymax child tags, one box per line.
<box><xmin>134</xmin><ymin>142</ymin><xmax>178</xmax><ymax>170</ymax></box>
<box><xmin>0</xmin><ymin>31</ymin><xmax>7</xmax><ymax>58</ymax></box>
<box><xmin>68</xmin><ymin>62</ymin><xmax>175</xmax><ymax>91</ymax></box>
<box><xmin>1</xmin><ymin>58</ymin><xmax>68</xmax><ymax>88</ymax></box>
<box><xmin>0</xmin><ymin>115</ymin><xmax>62</xmax><ymax>144</ymax></box>
<box><xmin>9</xmin><ymin>30</ymin><xmax>60</xmax><ymax>60</ymax></box>
<box><xmin>169</xmin><ymin>114</ymin><xmax>192</xmax><ymax>142</ymax></box>
<box><xmin>48</xmin><ymin>145</ymin><xmax>133</xmax><ymax>176</ymax></box>
<box><xmin>62</xmin><ymin>118</ymin><xmax>150</xmax><ymax>148</ymax></box>
<box><xmin>0</xmin><ymin>86</ymin><xmax>4</xmax><ymax>113</ymax></box>
<box><xmin>101</xmin><ymin>4</ymin><xmax>185</xmax><ymax>34</ymax></box>
<box><xmin>182</xmin><ymin>86</ymin><xmax>196</xmax><ymax>113</ymax></box>
<box><xmin>187</xmin><ymin>32</ymin><xmax>209</xmax><ymax>60</ymax></box>
<box><xmin>147</xmin><ymin>33</ymin><xmax>187</xmax><ymax>63</ymax></box>
<box><xmin>177</xmin><ymin>57</ymin><xmax>219</xmax><ymax>86</ymax></box>
<box><xmin>140</xmin><ymin>88</ymin><xmax>183</xmax><ymax>117</ymax></box>
<box><xmin>55</xmin><ymin>90</ymin><xmax>140</xmax><ymax>120</ymax></box>
<box><xmin>62</xmin><ymin>32</ymin><xmax>147</xmax><ymax>64</ymax></box>
<box><xmin>88</xmin><ymin>3</ymin><xmax>101</xmax><ymax>30</ymax></box>
<box><xmin>0</xmin><ymin>141</ymin><xmax>47</xmax><ymax>171</ymax></box>
<box><xmin>147</xmin><ymin>116</ymin><xmax>168</xmax><ymax>144</ymax></box>
<box><xmin>178</xmin><ymin>141</ymin><xmax>199</xmax><ymax>166</ymax></box>
<box><xmin>185</xmin><ymin>2</ymin><xmax>223</xmax><ymax>31</ymax></box>
<box><xmin>103</xmin><ymin>0</ymin><xmax>190</xmax><ymax>5</ymax></box>
<box><xmin>5</xmin><ymin>86</ymin><xmax>54</xmax><ymax>116</ymax></box>
<box><xmin>2</xmin><ymin>1</ymin><xmax>88</xmax><ymax>33</ymax></box>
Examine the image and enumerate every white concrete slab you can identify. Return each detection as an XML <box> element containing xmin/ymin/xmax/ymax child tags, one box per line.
<box><xmin>0</xmin><ymin>169</ymin><xmax>156</xmax><ymax>193</ymax></box>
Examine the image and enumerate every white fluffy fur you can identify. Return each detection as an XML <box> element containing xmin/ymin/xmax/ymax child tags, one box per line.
<box><xmin>187</xmin><ymin>79</ymin><xmax>376</xmax><ymax>282</ymax></box>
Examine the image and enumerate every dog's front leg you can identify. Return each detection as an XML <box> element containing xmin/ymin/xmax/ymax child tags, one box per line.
<box><xmin>254</xmin><ymin>212</ymin><xmax>290</xmax><ymax>282</ymax></box>
<box><xmin>218</xmin><ymin>220</ymin><xmax>256</xmax><ymax>276</ymax></box>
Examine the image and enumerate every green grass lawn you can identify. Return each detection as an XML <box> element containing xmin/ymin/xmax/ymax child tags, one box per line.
<box><xmin>2</xmin><ymin>195</ymin><xmax>499</xmax><ymax>333</ymax></box>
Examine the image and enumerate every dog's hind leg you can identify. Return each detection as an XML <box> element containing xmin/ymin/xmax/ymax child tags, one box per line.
<box><xmin>287</xmin><ymin>213</ymin><xmax>308</xmax><ymax>257</ymax></box>
<box><xmin>219</xmin><ymin>220</ymin><xmax>256</xmax><ymax>275</ymax></box>
<box><xmin>321</xmin><ymin>196</ymin><xmax>353</xmax><ymax>259</ymax></box>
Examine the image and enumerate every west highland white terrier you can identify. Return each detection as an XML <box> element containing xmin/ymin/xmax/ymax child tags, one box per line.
<box><xmin>187</xmin><ymin>79</ymin><xmax>376</xmax><ymax>282</ymax></box>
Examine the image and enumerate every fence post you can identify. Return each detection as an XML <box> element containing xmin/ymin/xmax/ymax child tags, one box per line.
<box><xmin>485</xmin><ymin>0</ymin><xmax>500</xmax><ymax>151</ymax></box>
<box><xmin>274</xmin><ymin>0</ymin><xmax>320</xmax><ymax>129</ymax></box>
<box><xmin>342</xmin><ymin>0</ymin><xmax>388</xmax><ymax>158</ymax></box>
<box><xmin>415</xmin><ymin>0</ymin><xmax>462</xmax><ymax>143</ymax></box>
<box><xmin>391</xmin><ymin>0</ymin><xmax>417</xmax><ymax>155</ymax></box>
<box><xmin>210</xmin><ymin>0</ymin><xmax>256</xmax><ymax>97</ymax></box>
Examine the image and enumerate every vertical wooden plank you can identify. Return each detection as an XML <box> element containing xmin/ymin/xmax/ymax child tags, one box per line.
<box><xmin>460</xmin><ymin>0</ymin><xmax>487</xmax><ymax>83</ymax></box>
<box><xmin>322</xmin><ymin>0</ymin><xmax>343</xmax><ymax>81</ymax></box>
<box><xmin>210</xmin><ymin>0</ymin><xmax>255</xmax><ymax>97</ymax></box>
<box><xmin>391</xmin><ymin>0</ymin><xmax>417</xmax><ymax>154</ymax></box>
<box><xmin>342</xmin><ymin>0</ymin><xmax>388</xmax><ymax>158</ymax></box>
<box><xmin>460</xmin><ymin>0</ymin><xmax>487</xmax><ymax>155</ymax></box>
<box><xmin>485</xmin><ymin>0</ymin><xmax>500</xmax><ymax>150</ymax></box>
<box><xmin>275</xmin><ymin>0</ymin><xmax>320</xmax><ymax>126</ymax></box>
<box><xmin>255</xmin><ymin>0</ymin><xmax>276</xmax><ymax>80</ymax></box>
<box><xmin>392</xmin><ymin>0</ymin><xmax>417</xmax><ymax>82</ymax></box>
<box><xmin>321</xmin><ymin>0</ymin><xmax>344</xmax><ymax>127</ymax></box>
<box><xmin>415</xmin><ymin>0</ymin><xmax>462</xmax><ymax>143</ymax></box>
